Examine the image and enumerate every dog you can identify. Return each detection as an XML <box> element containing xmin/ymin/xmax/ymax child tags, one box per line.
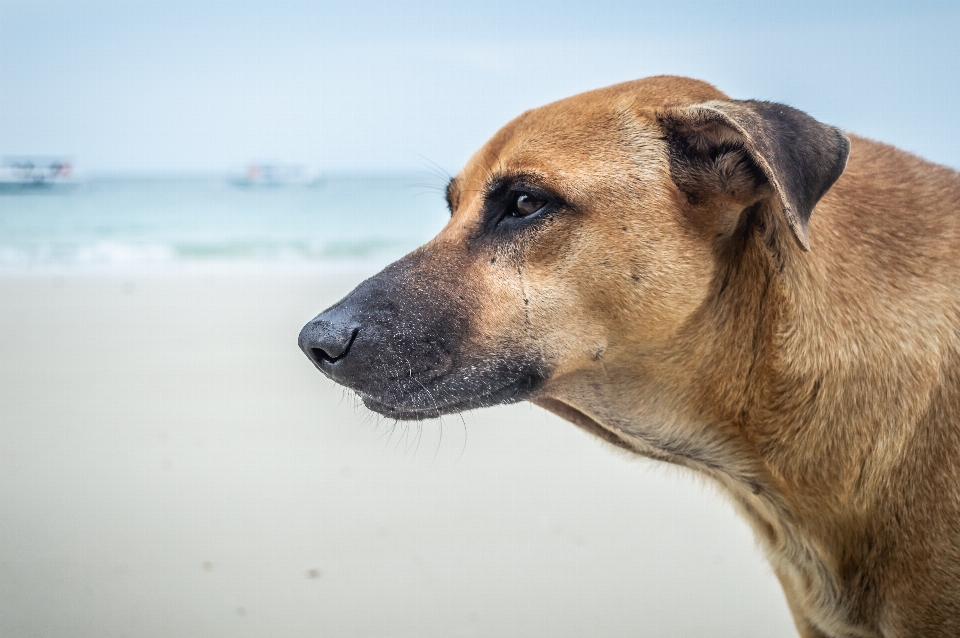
<box><xmin>299</xmin><ymin>76</ymin><xmax>960</xmax><ymax>637</ymax></box>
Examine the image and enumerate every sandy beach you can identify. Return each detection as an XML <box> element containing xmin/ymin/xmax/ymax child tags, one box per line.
<box><xmin>0</xmin><ymin>270</ymin><xmax>795</xmax><ymax>637</ymax></box>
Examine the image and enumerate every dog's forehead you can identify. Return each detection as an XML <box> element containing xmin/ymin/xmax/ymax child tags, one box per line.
<box><xmin>455</xmin><ymin>76</ymin><xmax>729</xmax><ymax>198</ymax></box>
<box><xmin>456</xmin><ymin>105</ymin><xmax>634</xmax><ymax>202</ymax></box>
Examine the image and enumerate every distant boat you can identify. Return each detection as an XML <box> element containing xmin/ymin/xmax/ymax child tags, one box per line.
<box><xmin>231</xmin><ymin>163</ymin><xmax>322</xmax><ymax>187</ymax></box>
<box><xmin>0</xmin><ymin>157</ymin><xmax>80</xmax><ymax>190</ymax></box>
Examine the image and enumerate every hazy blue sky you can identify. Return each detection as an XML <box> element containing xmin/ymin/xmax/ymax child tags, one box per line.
<box><xmin>2</xmin><ymin>0</ymin><xmax>959</xmax><ymax>173</ymax></box>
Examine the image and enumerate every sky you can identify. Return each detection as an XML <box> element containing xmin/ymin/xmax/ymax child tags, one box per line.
<box><xmin>1</xmin><ymin>0</ymin><xmax>959</xmax><ymax>174</ymax></box>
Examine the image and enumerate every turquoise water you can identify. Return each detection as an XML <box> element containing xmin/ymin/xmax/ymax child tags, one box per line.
<box><xmin>0</xmin><ymin>174</ymin><xmax>450</xmax><ymax>272</ymax></box>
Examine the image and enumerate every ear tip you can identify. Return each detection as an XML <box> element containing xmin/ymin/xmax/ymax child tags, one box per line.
<box><xmin>786</xmin><ymin>214</ymin><xmax>812</xmax><ymax>251</ymax></box>
<box><xmin>835</xmin><ymin>127</ymin><xmax>852</xmax><ymax>151</ymax></box>
<box><xmin>827</xmin><ymin>127</ymin><xmax>852</xmax><ymax>169</ymax></box>
<box><xmin>792</xmin><ymin>231</ymin><xmax>812</xmax><ymax>252</ymax></box>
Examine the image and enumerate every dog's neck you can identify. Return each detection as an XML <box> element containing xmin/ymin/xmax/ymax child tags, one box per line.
<box><xmin>537</xmin><ymin>224</ymin><xmax>937</xmax><ymax>634</ymax></box>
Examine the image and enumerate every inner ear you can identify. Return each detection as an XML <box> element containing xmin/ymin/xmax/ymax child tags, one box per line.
<box><xmin>664</xmin><ymin>120</ymin><xmax>770</xmax><ymax>240</ymax></box>
<box><xmin>659</xmin><ymin>100</ymin><xmax>850</xmax><ymax>251</ymax></box>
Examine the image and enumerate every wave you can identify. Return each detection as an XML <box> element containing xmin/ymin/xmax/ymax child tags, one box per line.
<box><xmin>0</xmin><ymin>174</ymin><xmax>449</xmax><ymax>274</ymax></box>
<box><xmin>0</xmin><ymin>238</ymin><xmax>413</xmax><ymax>274</ymax></box>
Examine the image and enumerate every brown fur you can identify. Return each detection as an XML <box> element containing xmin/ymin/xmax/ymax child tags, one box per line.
<box><xmin>300</xmin><ymin>75</ymin><xmax>960</xmax><ymax>636</ymax></box>
<box><xmin>439</xmin><ymin>77</ymin><xmax>960</xmax><ymax>636</ymax></box>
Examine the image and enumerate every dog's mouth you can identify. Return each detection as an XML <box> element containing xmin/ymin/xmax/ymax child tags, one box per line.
<box><xmin>360</xmin><ymin>373</ymin><xmax>545</xmax><ymax>421</ymax></box>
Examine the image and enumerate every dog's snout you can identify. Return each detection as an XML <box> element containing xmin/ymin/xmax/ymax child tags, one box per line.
<box><xmin>298</xmin><ymin>313</ymin><xmax>359</xmax><ymax>369</ymax></box>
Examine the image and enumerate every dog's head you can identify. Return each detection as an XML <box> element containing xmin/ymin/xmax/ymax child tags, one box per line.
<box><xmin>299</xmin><ymin>76</ymin><xmax>848</xmax><ymax>423</ymax></box>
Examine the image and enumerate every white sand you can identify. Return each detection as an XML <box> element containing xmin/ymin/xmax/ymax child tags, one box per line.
<box><xmin>0</xmin><ymin>270</ymin><xmax>795</xmax><ymax>637</ymax></box>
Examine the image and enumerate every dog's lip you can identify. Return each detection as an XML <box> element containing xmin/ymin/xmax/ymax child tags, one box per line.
<box><xmin>360</xmin><ymin>395</ymin><xmax>444</xmax><ymax>420</ymax></box>
<box><xmin>360</xmin><ymin>377</ymin><xmax>540</xmax><ymax>421</ymax></box>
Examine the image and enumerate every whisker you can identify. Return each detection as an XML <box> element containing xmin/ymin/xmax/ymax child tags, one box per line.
<box><xmin>379</xmin><ymin>420</ymin><xmax>398</xmax><ymax>446</ymax></box>
<box><xmin>456</xmin><ymin>412</ymin><xmax>468</xmax><ymax>463</ymax></box>
<box><xmin>414</xmin><ymin>153</ymin><xmax>453</xmax><ymax>182</ymax></box>
<box><xmin>394</xmin><ymin>422</ymin><xmax>409</xmax><ymax>451</ymax></box>
<box><xmin>432</xmin><ymin>417</ymin><xmax>443</xmax><ymax>464</ymax></box>
<box><xmin>413</xmin><ymin>421</ymin><xmax>424</xmax><ymax>457</ymax></box>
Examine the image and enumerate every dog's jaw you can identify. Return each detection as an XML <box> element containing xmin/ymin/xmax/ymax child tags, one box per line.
<box><xmin>361</xmin><ymin>371</ymin><xmax>547</xmax><ymax>421</ymax></box>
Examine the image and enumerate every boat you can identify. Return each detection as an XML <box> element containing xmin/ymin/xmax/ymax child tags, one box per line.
<box><xmin>231</xmin><ymin>163</ymin><xmax>322</xmax><ymax>187</ymax></box>
<box><xmin>0</xmin><ymin>157</ymin><xmax>80</xmax><ymax>190</ymax></box>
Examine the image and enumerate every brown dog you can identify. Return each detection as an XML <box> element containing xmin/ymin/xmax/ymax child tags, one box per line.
<box><xmin>299</xmin><ymin>76</ymin><xmax>960</xmax><ymax>637</ymax></box>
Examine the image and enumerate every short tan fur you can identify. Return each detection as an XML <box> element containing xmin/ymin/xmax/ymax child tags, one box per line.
<box><xmin>440</xmin><ymin>77</ymin><xmax>960</xmax><ymax>637</ymax></box>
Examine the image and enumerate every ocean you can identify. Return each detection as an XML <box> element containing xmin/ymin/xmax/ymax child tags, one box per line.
<box><xmin>0</xmin><ymin>174</ymin><xmax>450</xmax><ymax>274</ymax></box>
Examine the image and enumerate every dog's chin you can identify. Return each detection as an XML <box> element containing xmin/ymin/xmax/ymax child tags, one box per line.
<box><xmin>360</xmin><ymin>374</ymin><xmax>546</xmax><ymax>421</ymax></box>
<box><xmin>360</xmin><ymin>395</ymin><xmax>444</xmax><ymax>421</ymax></box>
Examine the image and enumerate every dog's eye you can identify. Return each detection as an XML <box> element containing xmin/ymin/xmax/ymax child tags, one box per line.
<box><xmin>513</xmin><ymin>193</ymin><xmax>546</xmax><ymax>218</ymax></box>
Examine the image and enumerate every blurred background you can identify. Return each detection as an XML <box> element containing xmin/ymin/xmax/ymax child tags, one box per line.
<box><xmin>1</xmin><ymin>1</ymin><xmax>958</xmax><ymax>636</ymax></box>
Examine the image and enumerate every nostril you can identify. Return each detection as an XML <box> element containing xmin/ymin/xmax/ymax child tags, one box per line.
<box><xmin>311</xmin><ymin>347</ymin><xmax>334</xmax><ymax>364</ymax></box>
<box><xmin>306</xmin><ymin>327</ymin><xmax>358</xmax><ymax>367</ymax></box>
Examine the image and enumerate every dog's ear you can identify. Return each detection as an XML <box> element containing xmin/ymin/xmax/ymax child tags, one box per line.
<box><xmin>658</xmin><ymin>100</ymin><xmax>850</xmax><ymax>251</ymax></box>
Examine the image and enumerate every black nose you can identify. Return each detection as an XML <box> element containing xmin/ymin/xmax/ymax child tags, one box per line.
<box><xmin>298</xmin><ymin>311</ymin><xmax>359</xmax><ymax>370</ymax></box>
